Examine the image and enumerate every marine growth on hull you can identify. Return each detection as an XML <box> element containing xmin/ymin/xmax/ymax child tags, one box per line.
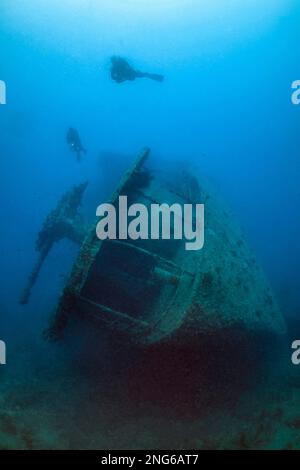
<box><xmin>41</xmin><ymin>148</ymin><xmax>285</xmax><ymax>352</ymax></box>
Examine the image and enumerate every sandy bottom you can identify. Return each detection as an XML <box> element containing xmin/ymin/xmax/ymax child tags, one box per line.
<box><xmin>1</xmin><ymin>328</ymin><xmax>300</xmax><ymax>450</ymax></box>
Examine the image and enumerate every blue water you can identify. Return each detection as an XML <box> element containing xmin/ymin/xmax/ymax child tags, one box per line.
<box><xmin>1</xmin><ymin>0</ymin><xmax>300</xmax><ymax>449</ymax></box>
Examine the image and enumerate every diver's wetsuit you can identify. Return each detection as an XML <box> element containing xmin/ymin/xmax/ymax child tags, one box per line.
<box><xmin>66</xmin><ymin>128</ymin><xmax>86</xmax><ymax>162</ymax></box>
<box><xmin>110</xmin><ymin>57</ymin><xmax>164</xmax><ymax>83</ymax></box>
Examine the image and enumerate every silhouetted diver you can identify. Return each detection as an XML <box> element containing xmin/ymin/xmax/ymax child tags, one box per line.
<box><xmin>110</xmin><ymin>56</ymin><xmax>164</xmax><ymax>84</ymax></box>
<box><xmin>66</xmin><ymin>127</ymin><xmax>86</xmax><ymax>162</ymax></box>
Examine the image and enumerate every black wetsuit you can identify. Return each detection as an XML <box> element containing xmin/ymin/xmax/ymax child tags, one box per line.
<box><xmin>66</xmin><ymin>128</ymin><xmax>86</xmax><ymax>162</ymax></box>
<box><xmin>110</xmin><ymin>57</ymin><xmax>164</xmax><ymax>83</ymax></box>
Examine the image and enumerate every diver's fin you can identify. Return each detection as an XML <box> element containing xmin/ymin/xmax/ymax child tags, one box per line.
<box><xmin>147</xmin><ymin>73</ymin><xmax>164</xmax><ymax>82</ymax></box>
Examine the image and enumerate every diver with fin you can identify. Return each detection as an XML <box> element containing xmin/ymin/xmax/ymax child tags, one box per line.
<box><xmin>110</xmin><ymin>56</ymin><xmax>164</xmax><ymax>84</ymax></box>
<box><xmin>66</xmin><ymin>127</ymin><xmax>86</xmax><ymax>162</ymax></box>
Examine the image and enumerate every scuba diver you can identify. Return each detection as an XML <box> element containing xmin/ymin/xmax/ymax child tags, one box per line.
<box><xmin>110</xmin><ymin>56</ymin><xmax>164</xmax><ymax>84</ymax></box>
<box><xmin>66</xmin><ymin>127</ymin><xmax>86</xmax><ymax>162</ymax></box>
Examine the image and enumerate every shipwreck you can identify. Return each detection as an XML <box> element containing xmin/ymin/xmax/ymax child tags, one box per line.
<box><xmin>20</xmin><ymin>147</ymin><xmax>286</xmax><ymax>355</ymax></box>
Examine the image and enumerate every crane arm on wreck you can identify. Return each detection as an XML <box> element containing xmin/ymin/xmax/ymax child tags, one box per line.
<box><xmin>19</xmin><ymin>181</ymin><xmax>88</xmax><ymax>306</ymax></box>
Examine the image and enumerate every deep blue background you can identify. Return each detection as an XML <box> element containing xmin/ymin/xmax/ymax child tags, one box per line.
<box><xmin>0</xmin><ymin>0</ymin><xmax>299</xmax><ymax>354</ymax></box>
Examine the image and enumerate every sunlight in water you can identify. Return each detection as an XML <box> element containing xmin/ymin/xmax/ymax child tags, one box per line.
<box><xmin>3</xmin><ymin>0</ymin><xmax>291</xmax><ymax>22</ymax></box>
<box><xmin>1</xmin><ymin>0</ymin><xmax>293</xmax><ymax>64</ymax></box>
